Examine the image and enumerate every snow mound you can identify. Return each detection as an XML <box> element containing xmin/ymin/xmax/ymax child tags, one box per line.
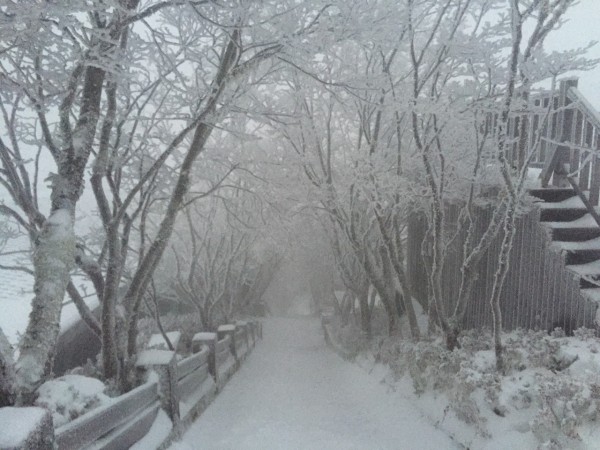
<box><xmin>193</xmin><ymin>332</ymin><xmax>217</xmax><ymax>341</ymax></box>
<box><xmin>137</xmin><ymin>349</ymin><xmax>175</xmax><ymax>366</ymax></box>
<box><xmin>148</xmin><ymin>331</ymin><xmax>180</xmax><ymax>351</ymax></box>
<box><xmin>0</xmin><ymin>406</ymin><xmax>49</xmax><ymax>447</ymax></box>
<box><xmin>34</xmin><ymin>374</ymin><xmax>110</xmax><ymax>427</ymax></box>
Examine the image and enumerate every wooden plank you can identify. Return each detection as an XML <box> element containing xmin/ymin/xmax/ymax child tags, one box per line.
<box><xmin>177</xmin><ymin>348</ymin><xmax>209</xmax><ymax>381</ymax></box>
<box><xmin>569</xmin><ymin>110</ymin><xmax>582</xmax><ymax>176</ymax></box>
<box><xmin>178</xmin><ymin>365</ymin><xmax>209</xmax><ymax>399</ymax></box>
<box><xmin>56</xmin><ymin>381</ymin><xmax>158</xmax><ymax>450</ymax></box>
<box><xmin>89</xmin><ymin>403</ymin><xmax>160</xmax><ymax>450</ymax></box>
<box><xmin>590</xmin><ymin>132</ymin><xmax>600</xmax><ymax>205</ymax></box>
<box><xmin>513</xmin><ymin>215</ymin><xmax>525</xmax><ymax>328</ymax></box>
<box><xmin>216</xmin><ymin>351</ymin><xmax>228</xmax><ymax>366</ymax></box>
<box><xmin>579</xmin><ymin>120</ymin><xmax>591</xmax><ymax>190</ymax></box>
<box><xmin>531</xmin><ymin>218</ymin><xmax>545</xmax><ymax>330</ymax></box>
<box><xmin>567</xmin><ymin>87</ymin><xmax>600</xmax><ymax>130</ymax></box>
<box><xmin>539</xmin><ymin>237</ymin><xmax>552</xmax><ymax>329</ymax></box>
<box><xmin>517</xmin><ymin>213</ymin><xmax>530</xmax><ymax>328</ymax></box>
<box><xmin>216</xmin><ymin>336</ymin><xmax>231</xmax><ymax>353</ymax></box>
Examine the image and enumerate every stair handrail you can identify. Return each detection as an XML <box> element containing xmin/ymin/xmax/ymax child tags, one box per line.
<box><xmin>567</xmin><ymin>87</ymin><xmax>600</xmax><ymax>131</ymax></box>
<box><xmin>540</xmin><ymin>79</ymin><xmax>600</xmax><ymax>207</ymax></box>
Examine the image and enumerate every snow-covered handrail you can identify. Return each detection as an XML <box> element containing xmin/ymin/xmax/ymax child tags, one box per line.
<box><xmin>567</xmin><ymin>87</ymin><xmax>600</xmax><ymax>131</ymax></box>
<box><xmin>5</xmin><ymin>320</ymin><xmax>263</xmax><ymax>450</ymax></box>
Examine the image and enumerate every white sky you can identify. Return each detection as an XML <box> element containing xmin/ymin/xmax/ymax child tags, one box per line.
<box><xmin>546</xmin><ymin>0</ymin><xmax>600</xmax><ymax>108</ymax></box>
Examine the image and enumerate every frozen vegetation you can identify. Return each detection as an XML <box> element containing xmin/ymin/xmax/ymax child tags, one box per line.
<box><xmin>327</xmin><ymin>313</ymin><xmax>600</xmax><ymax>449</ymax></box>
<box><xmin>0</xmin><ymin>0</ymin><xmax>599</xmax><ymax>449</ymax></box>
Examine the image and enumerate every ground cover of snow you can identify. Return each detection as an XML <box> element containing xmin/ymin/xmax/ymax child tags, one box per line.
<box><xmin>332</xmin><ymin>315</ymin><xmax>600</xmax><ymax>450</ymax></box>
<box><xmin>169</xmin><ymin>317</ymin><xmax>459</xmax><ymax>450</ymax></box>
<box><xmin>0</xmin><ymin>406</ymin><xmax>48</xmax><ymax>447</ymax></box>
<box><xmin>130</xmin><ymin>409</ymin><xmax>173</xmax><ymax>450</ymax></box>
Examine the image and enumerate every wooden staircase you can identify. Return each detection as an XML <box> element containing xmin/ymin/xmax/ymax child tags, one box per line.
<box><xmin>529</xmin><ymin>188</ymin><xmax>600</xmax><ymax>304</ymax></box>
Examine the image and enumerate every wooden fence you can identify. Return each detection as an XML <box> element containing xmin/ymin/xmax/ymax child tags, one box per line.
<box><xmin>7</xmin><ymin>320</ymin><xmax>263</xmax><ymax>450</ymax></box>
<box><xmin>406</xmin><ymin>77</ymin><xmax>600</xmax><ymax>333</ymax></box>
<box><xmin>407</xmin><ymin>205</ymin><xmax>598</xmax><ymax>332</ymax></box>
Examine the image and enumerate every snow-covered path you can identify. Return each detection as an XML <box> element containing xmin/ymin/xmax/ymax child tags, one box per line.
<box><xmin>170</xmin><ymin>317</ymin><xmax>458</xmax><ymax>450</ymax></box>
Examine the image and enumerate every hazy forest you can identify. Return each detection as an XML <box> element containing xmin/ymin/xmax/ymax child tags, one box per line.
<box><xmin>1</xmin><ymin>1</ymin><xmax>600</xmax><ymax>449</ymax></box>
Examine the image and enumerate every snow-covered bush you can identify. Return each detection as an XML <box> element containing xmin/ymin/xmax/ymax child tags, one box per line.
<box><xmin>34</xmin><ymin>375</ymin><xmax>111</xmax><ymax>427</ymax></box>
<box><xmin>349</xmin><ymin>325</ymin><xmax>600</xmax><ymax>447</ymax></box>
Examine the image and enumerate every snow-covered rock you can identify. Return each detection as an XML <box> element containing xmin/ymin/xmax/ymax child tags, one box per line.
<box><xmin>0</xmin><ymin>407</ymin><xmax>53</xmax><ymax>449</ymax></box>
<box><xmin>34</xmin><ymin>375</ymin><xmax>110</xmax><ymax>427</ymax></box>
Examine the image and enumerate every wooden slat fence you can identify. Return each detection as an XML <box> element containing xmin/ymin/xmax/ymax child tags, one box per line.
<box><xmin>55</xmin><ymin>381</ymin><xmax>159</xmax><ymax>450</ymax></box>
<box><xmin>408</xmin><ymin>205</ymin><xmax>599</xmax><ymax>332</ymax></box>
<box><xmin>27</xmin><ymin>320</ymin><xmax>264</xmax><ymax>450</ymax></box>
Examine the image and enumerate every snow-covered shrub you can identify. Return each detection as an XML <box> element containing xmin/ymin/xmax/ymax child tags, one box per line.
<box><xmin>533</xmin><ymin>374</ymin><xmax>598</xmax><ymax>440</ymax></box>
<box><xmin>406</xmin><ymin>340</ymin><xmax>462</xmax><ymax>394</ymax></box>
<box><xmin>355</xmin><ymin>326</ymin><xmax>600</xmax><ymax>446</ymax></box>
<box><xmin>335</xmin><ymin>321</ymin><xmax>368</xmax><ymax>355</ymax></box>
<box><xmin>34</xmin><ymin>375</ymin><xmax>111</xmax><ymax>427</ymax></box>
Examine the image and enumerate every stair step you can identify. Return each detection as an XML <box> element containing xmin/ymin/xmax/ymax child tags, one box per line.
<box><xmin>545</xmin><ymin>213</ymin><xmax>600</xmax><ymax>241</ymax></box>
<box><xmin>580</xmin><ymin>277</ymin><xmax>600</xmax><ymax>289</ymax></box>
<box><xmin>529</xmin><ymin>188</ymin><xmax>577</xmax><ymax>203</ymax></box>
<box><xmin>566</xmin><ymin>259</ymin><xmax>600</xmax><ymax>288</ymax></box>
<box><xmin>562</xmin><ymin>249</ymin><xmax>600</xmax><ymax>265</ymax></box>
<box><xmin>540</xmin><ymin>207</ymin><xmax>588</xmax><ymax>222</ymax></box>
<box><xmin>551</xmin><ymin>227</ymin><xmax>600</xmax><ymax>242</ymax></box>
<box><xmin>581</xmin><ymin>288</ymin><xmax>600</xmax><ymax>303</ymax></box>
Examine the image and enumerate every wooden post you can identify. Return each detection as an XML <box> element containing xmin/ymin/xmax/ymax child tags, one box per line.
<box><xmin>242</xmin><ymin>323</ymin><xmax>250</xmax><ymax>353</ymax></box>
<box><xmin>136</xmin><ymin>350</ymin><xmax>180</xmax><ymax>425</ymax></box>
<box><xmin>217</xmin><ymin>324</ymin><xmax>237</xmax><ymax>362</ymax></box>
<box><xmin>251</xmin><ymin>322</ymin><xmax>257</xmax><ymax>345</ymax></box>
<box><xmin>192</xmin><ymin>332</ymin><xmax>218</xmax><ymax>383</ymax></box>
<box><xmin>321</xmin><ymin>313</ymin><xmax>332</xmax><ymax>345</ymax></box>
<box><xmin>590</xmin><ymin>132</ymin><xmax>600</xmax><ymax>206</ymax></box>
<box><xmin>579</xmin><ymin>119</ymin><xmax>592</xmax><ymax>190</ymax></box>
<box><xmin>541</xmin><ymin>78</ymin><xmax>578</xmax><ymax>187</ymax></box>
<box><xmin>235</xmin><ymin>321</ymin><xmax>249</xmax><ymax>358</ymax></box>
<box><xmin>247</xmin><ymin>322</ymin><xmax>255</xmax><ymax>347</ymax></box>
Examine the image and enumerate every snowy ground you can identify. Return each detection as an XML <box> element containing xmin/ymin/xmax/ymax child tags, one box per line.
<box><xmin>169</xmin><ymin>317</ymin><xmax>459</xmax><ymax>450</ymax></box>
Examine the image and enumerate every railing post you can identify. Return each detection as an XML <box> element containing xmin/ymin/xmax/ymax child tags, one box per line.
<box><xmin>237</xmin><ymin>322</ymin><xmax>250</xmax><ymax>355</ymax></box>
<box><xmin>217</xmin><ymin>324</ymin><xmax>237</xmax><ymax>363</ymax></box>
<box><xmin>542</xmin><ymin>78</ymin><xmax>578</xmax><ymax>187</ymax></box>
<box><xmin>591</xmin><ymin>133</ymin><xmax>600</xmax><ymax>206</ymax></box>
<box><xmin>136</xmin><ymin>350</ymin><xmax>180</xmax><ymax>425</ymax></box>
<box><xmin>192</xmin><ymin>332</ymin><xmax>218</xmax><ymax>384</ymax></box>
<box><xmin>249</xmin><ymin>322</ymin><xmax>256</xmax><ymax>347</ymax></box>
<box><xmin>321</xmin><ymin>313</ymin><xmax>333</xmax><ymax>346</ymax></box>
<box><xmin>0</xmin><ymin>407</ymin><xmax>54</xmax><ymax>449</ymax></box>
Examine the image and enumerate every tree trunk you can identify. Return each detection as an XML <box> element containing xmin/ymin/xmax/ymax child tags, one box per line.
<box><xmin>357</xmin><ymin>284</ymin><xmax>371</xmax><ymax>339</ymax></box>
<box><xmin>15</xmin><ymin>209</ymin><xmax>76</xmax><ymax>403</ymax></box>
<box><xmin>0</xmin><ymin>329</ymin><xmax>16</xmax><ymax>407</ymax></box>
<box><xmin>488</xmin><ymin>209</ymin><xmax>515</xmax><ymax>373</ymax></box>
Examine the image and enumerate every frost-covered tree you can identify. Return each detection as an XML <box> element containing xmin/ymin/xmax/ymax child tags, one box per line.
<box><xmin>0</xmin><ymin>0</ymin><xmax>338</xmax><ymax>401</ymax></box>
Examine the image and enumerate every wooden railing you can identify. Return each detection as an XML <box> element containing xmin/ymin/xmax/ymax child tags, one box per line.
<box><xmin>7</xmin><ymin>320</ymin><xmax>263</xmax><ymax>450</ymax></box>
<box><xmin>532</xmin><ymin>79</ymin><xmax>600</xmax><ymax>205</ymax></box>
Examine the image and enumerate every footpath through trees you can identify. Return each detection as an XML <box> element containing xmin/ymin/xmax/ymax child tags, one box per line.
<box><xmin>170</xmin><ymin>317</ymin><xmax>458</xmax><ymax>450</ymax></box>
